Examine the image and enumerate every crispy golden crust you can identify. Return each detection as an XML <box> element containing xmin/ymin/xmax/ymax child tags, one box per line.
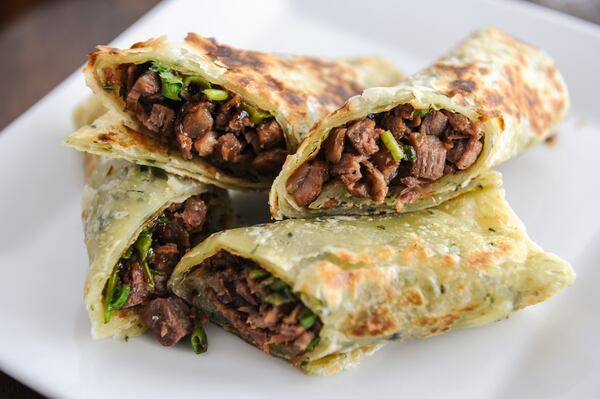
<box><xmin>426</xmin><ymin>28</ymin><xmax>567</xmax><ymax>137</ymax></box>
<box><xmin>184</xmin><ymin>33</ymin><xmax>371</xmax><ymax>122</ymax></box>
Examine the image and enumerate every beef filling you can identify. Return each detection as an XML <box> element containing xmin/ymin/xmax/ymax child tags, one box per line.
<box><xmin>103</xmin><ymin>63</ymin><xmax>287</xmax><ymax>180</ymax></box>
<box><xmin>194</xmin><ymin>251</ymin><xmax>322</xmax><ymax>365</ymax></box>
<box><xmin>103</xmin><ymin>194</ymin><xmax>214</xmax><ymax>346</ymax></box>
<box><xmin>287</xmin><ymin>104</ymin><xmax>484</xmax><ymax>207</ymax></box>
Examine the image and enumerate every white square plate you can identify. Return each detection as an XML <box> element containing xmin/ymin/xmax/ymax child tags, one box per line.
<box><xmin>1</xmin><ymin>0</ymin><xmax>599</xmax><ymax>397</ymax></box>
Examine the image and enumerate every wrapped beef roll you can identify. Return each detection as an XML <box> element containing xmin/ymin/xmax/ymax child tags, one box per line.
<box><xmin>65</xmin><ymin>33</ymin><xmax>403</xmax><ymax>190</ymax></box>
<box><xmin>270</xmin><ymin>27</ymin><xmax>568</xmax><ymax>218</ymax></box>
<box><xmin>171</xmin><ymin>171</ymin><xmax>574</xmax><ymax>375</ymax></box>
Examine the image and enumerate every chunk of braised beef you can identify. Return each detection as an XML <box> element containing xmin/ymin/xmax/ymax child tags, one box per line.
<box><xmin>420</xmin><ymin>110</ymin><xmax>448</xmax><ymax>136</ymax></box>
<box><xmin>243</xmin><ymin>130</ymin><xmax>261</xmax><ymax>154</ymax></box>
<box><xmin>247</xmin><ymin>305</ymin><xmax>282</xmax><ymax>330</ymax></box>
<box><xmin>256</xmin><ymin>119</ymin><xmax>284</xmax><ymax>150</ymax></box>
<box><xmin>151</xmin><ymin>243</ymin><xmax>180</xmax><ymax>273</ymax></box>
<box><xmin>331</xmin><ymin>153</ymin><xmax>364</xmax><ymax>187</ymax></box>
<box><xmin>204</xmin><ymin>267</ymin><xmax>234</xmax><ymax>304</ymax></box>
<box><xmin>217</xmin><ymin>133</ymin><xmax>244</xmax><ymax>162</ymax></box>
<box><xmin>446</xmin><ymin>139</ymin><xmax>467</xmax><ymax>165</ymax></box>
<box><xmin>126</xmin><ymin>71</ymin><xmax>160</xmax><ymax>114</ymax></box>
<box><xmin>155</xmin><ymin>219</ymin><xmax>190</xmax><ymax>247</ymax></box>
<box><xmin>233</xmin><ymin>273</ymin><xmax>258</xmax><ymax>306</ymax></box>
<box><xmin>395</xmin><ymin>103</ymin><xmax>415</xmax><ymax>119</ymax></box>
<box><xmin>143</xmin><ymin>104</ymin><xmax>175</xmax><ymax>134</ymax></box>
<box><xmin>123</xmin><ymin>63</ymin><xmax>143</xmax><ymax>92</ymax></box>
<box><xmin>269</xmin><ymin>323</ymin><xmax>306</xmax><ymax>345</ymax></box>
<box><xmin>408</xmin><ymin>133</ymin><xmax>447</xmax><ymax>180</ymax></box>
<box><xmin>324</xmin><ymin>127</ymin><xmax>346</xmax><ymax>164</ymax></box>
<box><xmin>193</xmin><ymin>131</ymin><xmax>219</xmax><ymax>156</ymax></box>
<box><xmin>215</xmin><ymin>95</ymin><xmax>242</xmax><ymax>129</ymax></box>
<box><xmin>286</xmin><ymin>161</ymin><xmax>328</xmax><ymax>207</ymax></box>
<box><xmin>448</xmin><ymin>137</ymin><xmax>483</xmax><ymax>170</ymax></box>
<box><xmin>346</xmin><ymin>119</ymin><xmax>380</xmax><ymax>156</ymax></box>
<box><xmin>206</xmin><ymin>290</ymin><xmax>269</xmax><ymax>351</ymax></box>
<box><xmin>330</xmin><ymin>154</ymin><xmax>373</xmax><ymax>198</ymax></box>
<box><xmin>178</xmin><ymin>101</ymin><xmax>214</xmax><ymax>139</ymax></box>
<box><xmin>181</xmin><ymin>197</ymin><xmax>207</xmax><ymax>232</ymax></box>
<box><xmin>122</xmin><ymin>262</ymin><xmax>151</xmax><ymax>308</ymax></box>
<box><xmin>444</xmin><ymin>163</ymin><xmax>457</xmax><ymax>175</ymax></box>
<box><xmin>442</xmin><ymin>110</ymin><xmax>470</xmax><ymax>131</ymax></box>
<box><xmin>140</xmin><ymin>297</ymin><xmax>193</xmax><ymax>346</ymax></box>
<box><xmin>295</xmin><ymin>330</ymin><xmax>317</xmax><ymax>349</ymax></box>
<box><xmin>252</xmin><ymin>149</ymin><xmax>288</xmax><ymax>172</ymax></box>
<box><xmin>150</xmin><ymin>243</ymin><xmax>179</xmax><ymax>296</ymax></box>
<box><xmin>371</xmin><ymin>149</ymin><xmax>399</xmax><ymax>183</ymax></box>
<box><xmin>362</xmin><ymin>160</ymin><xmax>388</xmax><ymax>203</ymax></box>
<box><xmin>381</xmin><ymin>107</ymin><xmax>410</xmax><ymax>138</ymax></box>
<box><xmin>227</xmin><ymin>109</ymin><xmax>253</xmax><ymax>133</ymax></box>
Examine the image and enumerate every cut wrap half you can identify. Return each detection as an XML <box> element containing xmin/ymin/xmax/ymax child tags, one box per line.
<box><xmin>82</xmin><ymin>156</ymin><xmax>233</xmax><ymax>352</ymax></box>
<box><xmin>65</xmin><ymin>33</ymin><xmax>403</xmax><ymax>190</ymax></box>
<box><xmin>170</xmin><ymin>170</ymin><xmax>574</xmax><ymax>375</ymax></box>
<box><xmin>270</xmin><ymin>27</ymin><xmax>569</xmax><ymax>218</ymax></box>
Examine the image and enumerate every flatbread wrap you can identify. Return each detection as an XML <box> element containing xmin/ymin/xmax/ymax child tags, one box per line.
<box><xmin>170</xmin><ymin>171</ymin><xmax>574</xmax><ymax>375</ymax></box>
<box><xmin>270</xmin><ymin>27</ymin><xmax>569</xmax><ymax>218</ymax></box>
<box><xmin>65</xmin><ymin>33</ymin><xmax>403</xmax><ymax>190</ymax></box>
<box><xmin>82</xmin><ymin>156</ymin><xmax>233</xmax><ymax>349</ymax></box>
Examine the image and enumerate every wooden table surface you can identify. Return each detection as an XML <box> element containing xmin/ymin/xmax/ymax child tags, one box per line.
<box><xmin>0</xmin><ymin>0</ymin><xmax>597</xmax><ymax>397</ymax></box>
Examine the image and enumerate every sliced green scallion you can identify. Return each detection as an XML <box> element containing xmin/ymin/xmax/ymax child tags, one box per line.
<box><xmin>380</xmin><ymin>130</ymin><xmax>405</xmax><ymax>162</ymax></box>
<box><xmin>260</xmin><ymin>276</ymin><xmax>275</xmax><ymax>286</ymax></box>
<box><xmin>161</xmin><ymin>81</ymin><xmax>182</xmax><ymax>101</ymax></box>
<box><xmin>141</xmin><ymin>260</ymin><xmax>155</xmax><ymax>289</ymax></box>
<box><xmin>305</xmin><ymin>337</ymin><xmax>320</xmax><ymax>352</ymax></box>
<box><xmin>149</xmin><ymin>62</ymin><xmax>182</xmax><ymax>101</ymax></box>
<box><xmin>403</xmin><ymin>145</ymin><xmax>417</xmax><ymax>163</ymax></box>
<box><xmin>181</xmin><ymin>75</ymin><xmax>211</xmax><ymax>99</ymax></box>
<box><xmin>134</xmin><ymin>227</ymin><xmax>155</xmax><ymax>288</ymax></box>
<box><xmin>190</xmin><ymin>322</ymin><xmax>208</xmax><ymax>354</ymax></box>
<box><xmin>202</xmin><ymin>89</ymin><xmax>229</xmax><ymax>101</ymax></box>
<box><xmin>121</xmin><ymin>246</ymin><xmax>134</xmax><ymax>260</ymax></box>
<box><xmin>103</xmin><ymin>265</ymin><xmax>130</xmax><ymax>323</ymax></box>
<box><xmin>249</xmin><ymin>269</ymin><xmax>268</xmax><ymax>280</ymax></box>
<box><xmin>263</xmin><ymin>293</ymin><xmax>295</xmax><ymax>307</ymax></box>
<box><xmin>299</xmin><ymin>310</ymin><xmax>317</xmax><ymax>329</ymax></box>
<box><xmin>282</xmin><ymin>287</ymin><xmax>298</xmax><ymax>302</ymax></box>
<box><xmin>107</xmin><ymin>285</ymin><xmax>131</xmax><ymax>311</ymax></box>
<box><xmin>241</xmin><ymin>102</ymin><xmax>272</xmax><ymax>125</ymax></box>
<box><xmin>413</xmin><ymin>108</ymin><xmax>431</xmax><ymax>118</ymax></box>
<box><xmin>134</xmin><ymin>228</ymin><xmax>153</xmax><ymax>261</ymax></box>
<box><xmin>268</xmin><ymin>278</ymin><xmax>287</xmax><ymax>292</ymax></box>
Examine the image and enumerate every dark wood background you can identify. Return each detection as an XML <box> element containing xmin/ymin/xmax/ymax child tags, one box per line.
<box><xmin>0</xmin><ymin>0</ymin><xmax>597</xmax><ymax>397</ymax></box>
